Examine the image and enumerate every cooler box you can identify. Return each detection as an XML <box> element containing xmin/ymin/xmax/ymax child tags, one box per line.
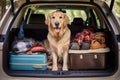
<box><xmin>68</xmin><ymin>48</ymin><xmax>110</xmax><ymax>70</ymax></box>
<box><xmin>9</xmin><ymin>53</ymin><xmax>47</xmax><ymax>70</ymax></box>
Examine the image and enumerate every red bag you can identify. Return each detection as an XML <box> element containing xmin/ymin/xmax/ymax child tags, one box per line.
<box><xmin>29</xmin><ymin>46</ymin><xmax>46</xmax><ymax>53</ymax></box>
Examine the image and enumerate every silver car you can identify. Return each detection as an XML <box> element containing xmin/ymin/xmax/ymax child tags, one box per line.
<box><xmin>0</xmin><ymin>0</ymin><xmax>120</xmax><ymax>80</ymax></box>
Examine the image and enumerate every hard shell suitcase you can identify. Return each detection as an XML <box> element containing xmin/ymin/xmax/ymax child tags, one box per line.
<box><xmin>68</xmin><ymin>48</ymin><xmax>110</xmax><ymax>70</ymax></box>
<box><xmin>9</xmin><ymin>53</ymin><xmax>47</xmax><ymax>70</ymax></box>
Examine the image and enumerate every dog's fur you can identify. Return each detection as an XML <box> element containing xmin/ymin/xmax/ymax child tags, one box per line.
<box><xmin>45</xmin><ymin>11</ymin><xmax>71</xmax><ymax>71</ymax></box>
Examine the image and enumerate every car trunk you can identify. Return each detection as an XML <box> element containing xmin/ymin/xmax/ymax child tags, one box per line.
<box><xmin>2</xmin><ymin>0</ymin><xmax>118</xmax><ymax>77</ymax></box>
<box><xmin>3</xmin><ymin>23</ymin><xmax>118</xmax><ymax>77</ymax></box>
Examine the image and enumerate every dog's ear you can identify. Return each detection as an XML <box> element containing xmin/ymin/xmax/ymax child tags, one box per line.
<box><xmin>45</xmin><ymin>13</ymin><xmax>51</xmax><ymax>26</ymax></box>
<box><xmin>63</xmin><ymin>14</ymin><xmax>69</xmax><ymax>26</ymax></box>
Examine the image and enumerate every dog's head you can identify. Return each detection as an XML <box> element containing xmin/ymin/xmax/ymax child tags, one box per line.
<box><xmin>46</xmin><ymin>11</ymin><xmax>69</xmax><ymax>33</ymax></box>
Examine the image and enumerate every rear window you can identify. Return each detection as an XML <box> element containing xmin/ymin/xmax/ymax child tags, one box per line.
<box><xmin>32</xmin><ymin>9</ymin><xmax>87</xmax><ymax>23</ymax></box>
<box><xmin>25</xmin><ymin>6</ymin><xmax>102</xmax><ymax>27</ymax></box>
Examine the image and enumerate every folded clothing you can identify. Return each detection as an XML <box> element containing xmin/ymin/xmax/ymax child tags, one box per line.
<box><xmin>12</xmin><ymin>38</ymin><xmax>47</xmax><ymax>54</ymax></box>
<box><xmin>12</xmin><ymin>38</ymin><xmax>35</xmax><ymax>53</ymax></box>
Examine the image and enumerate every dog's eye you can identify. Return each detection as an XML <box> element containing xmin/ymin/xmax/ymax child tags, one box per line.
<box><xmin>52</xmin><ymin>16</ymin><xmax>55</xmax><ymax>19</ymax></box>
<box><xmin>59</xmin><ymin>16</ymin><xmax>62</xmax><ymax>19</ymax></box>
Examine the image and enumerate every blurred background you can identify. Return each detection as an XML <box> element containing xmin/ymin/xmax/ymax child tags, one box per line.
<box><xmin>0</xmin><ymin>0</ymin><xmax>120</xmax><ymax>21</ymax></box>
<box><xmin>106</xmin><ymin>0</ymin><xmax>120</xmax><ymax>20</ymax></box>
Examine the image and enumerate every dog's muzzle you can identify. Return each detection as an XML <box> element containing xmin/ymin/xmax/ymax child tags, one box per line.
<box><xmin>54</xmin><ymin>22</ymin><xmax>61</xmax><ymax>33</ymax></box>
<box><xmin>55</xmin><ymin>22</ymin><xmax>59</xmax><ymax>27</ymax></box>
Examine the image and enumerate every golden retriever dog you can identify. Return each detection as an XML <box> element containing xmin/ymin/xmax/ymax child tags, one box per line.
<box><xmin>45</xmin><ymin>11</ymin><xmax>71</xmax><ymax>71</ymax></box>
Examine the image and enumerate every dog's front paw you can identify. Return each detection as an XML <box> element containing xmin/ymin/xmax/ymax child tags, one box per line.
<box><xmin>62</xmin><ymin>65</ymin><xmax>68</xmax><ymax>71</ymax></box>
<box><xmin>52</xmin><ymin>65</ymin><xmax>58</xmax><ymax>71</ymax></box>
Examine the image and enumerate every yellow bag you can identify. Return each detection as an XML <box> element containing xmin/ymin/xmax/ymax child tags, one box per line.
<box><xmin>90</xmin><ymin>32</ymin><xmax>106</xmax><ymax>49</ymax></box>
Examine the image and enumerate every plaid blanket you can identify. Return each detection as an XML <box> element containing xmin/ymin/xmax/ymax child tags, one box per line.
<box><xmin>73</xmin><ymin>28</ymin><xmax>94</xmax><ymax>46</ymax></box>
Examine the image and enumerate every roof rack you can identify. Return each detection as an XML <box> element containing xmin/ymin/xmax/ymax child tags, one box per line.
<box><xmin>10</xmin><ymin>0</ymin><xmax>14</xmax><ymax>15</ymax></box>
<box><xmin>109</xmin><ymin>0</ymin><xmax>115</xmax><ymax>14</ymax></box>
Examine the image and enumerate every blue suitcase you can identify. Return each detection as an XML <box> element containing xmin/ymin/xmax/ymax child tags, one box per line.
<box><xmin>9</xmin><ymin>53</ymin><xmax>47</xmax><ymax>70</ymax></box>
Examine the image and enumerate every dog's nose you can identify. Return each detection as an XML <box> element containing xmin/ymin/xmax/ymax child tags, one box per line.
<box><xmin>55</xmin><ymin>23</ymin><xmax>59</xmax><ymax>27</ymax></box>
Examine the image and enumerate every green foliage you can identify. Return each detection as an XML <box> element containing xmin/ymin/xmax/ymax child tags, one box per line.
<box><xmin>115</xmin><ymin>0</ymin><xmax>120</xmax><ymax>14</ymax></box>
<box><xmin>106</xmin><ymin>0</ymin><xmax>120</xmax><ymax>14</ymax></box>
<box><xmin>6</xmin><ymin>0</ymin><xmax>10</xmax><ymax>6</ymax></box>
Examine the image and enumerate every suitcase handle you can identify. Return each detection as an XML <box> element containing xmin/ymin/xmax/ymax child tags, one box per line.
<box><xmin>32</xmin><ymin>65</ymin><xmax>42</xmax><ymax>69</ymax></box>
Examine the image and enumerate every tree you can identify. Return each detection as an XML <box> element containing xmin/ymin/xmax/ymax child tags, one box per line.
<box><xmin>114</xmin><ymin>0</ymin><xmax>120</xmax><ymax>14</ymax></box>
<box><xmin>0</xmin><ymin>0</ymin><xmax>6</xmax><ymax>20</ymax></box>
<box><xmin>106</xmin><ymin>0</ymin><xmax>120</xmax><ymax>13</ymax></box>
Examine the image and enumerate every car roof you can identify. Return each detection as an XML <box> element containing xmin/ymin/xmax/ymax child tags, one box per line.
<box><xmin>11</xmin><ymin>0</ymin><xmax>115</xmax><ymax>15</ymax></box>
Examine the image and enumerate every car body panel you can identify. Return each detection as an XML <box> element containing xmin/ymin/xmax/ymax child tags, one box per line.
<box><xmin>0</xmin><ymin>0</ymin><xmax>120</xmax><ymax>80</ymax></box>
